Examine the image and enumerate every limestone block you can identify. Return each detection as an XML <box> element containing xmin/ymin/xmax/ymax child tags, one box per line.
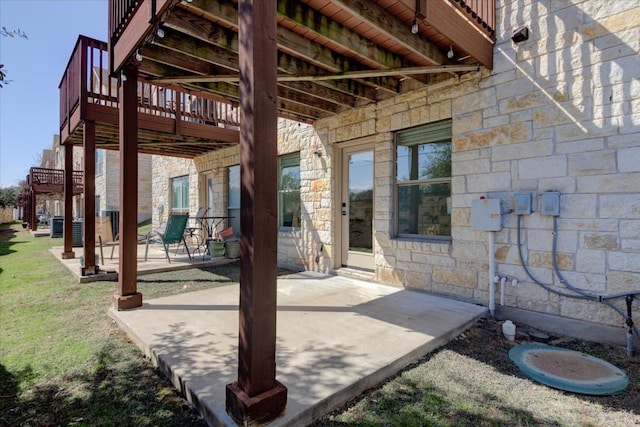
<box><xmin>516</xmin><ymin>298</ymin><xmax>560</xmax><ymax>316</ymax></box>
<box><xmin>579</xmin><ymin>173</ymin><xmax>640</xmax><ymax>194</ymax></box>
<box><xmin>583</xmin><ymin>233</ymin><xmax>618</xmax><ymax>250</ymax></box>
<box><xmin>621</xmin><ymin>239</ymin><xmax>640</xmax><ymax>252</ymax></box>
<box><xmin>453</xmin><ymin>158</ymin><xmax>491</xmax><ymax>176</ymax></box>
<box><xmin>600</xmin><ymin>195</ymin><xmax>640</xmax><ymax>218</ymax></box>
<box><xmin>609</xmin><ymin>132</ymin><xmax>640</xmax><ymax>149</ymax></box>
<box><xmin>559</xmin><ymin>300</ymin><xmax>620</xmax><ymax>326</ymax></box>
<box><xmin>518</xmin><ymin>155</ymin><xmax>567</xmax><ymax>180</ymax></box>
<box><xmin>451</xmin><ymin>241</ymin><xmax>487</xmax><ymax>260</ymax></box>
<box><xmin>621</xmin><ymin>220</ymin><xmax>640</xmax><ymax>238</ymax></box>
<box><xmin>578</xmin><ymin>7</ymin><xmax>640</xmax><ymax>42</ymax></box>
<box><xmin>377</xmin><ymin>267</ymin><xmax>404</xmax><ymax>286</ymax></box>
<box><xmin>454</xmin><ymin>123</ymin><xmax>530</xmax><ymax>152</ymax></box>
<box><xmin>451</xmin><ymin>88</ymin><xmax>496</xmax><ymax>114</ymax></box>
<box><xmin>618</xmin><ymin>147</ymin><xmax>640</xmax><ymax>172</ymax></box>
<box><xmin>452</xmin><ymin>111</ymin><xmax>483</xmax><ymax>134</ymax></box>
<box><xmin>575</xmin><ymin>249</ymin><xmax>607</xmax><ymax>274</ymax></box>
<box><xmin>606</xmin><ymin>271</ymin><xmax>640</xmax><ymax>295</ymax></box>
<box><xmin>557</xmin><ymin>218</ymin><xmax>619</xmax><ymax>232</ymax></box>
<box><xmin>568</xmin><ymin>151</ymin><xmax>616</xmax><ymax>176</ymax></box>
<box><xmin>537</xmin><ymin>177</ymin><xmax>576</xmax><ymax>193</ymax></box>
<box><xmin>528</xmin><ymin>251</ymin><xmax>574</xmax><ymax>270</ymax></box>
<box><xmin>609</xmin><ymin>251</ymin><xmax>640</xmax><ymax>272</ymax></box>
<box><xmin>432</xmin><ymin>267</ymin><xmax>477</xmax><ymax>287</ymax></box>
<box><xmin>466</xmin><ymin>171</ymin><xmax>512</xmax><ymax>193</ymax></box>
<box><xmin>556</xmin><ymin>194</ymin><xmax>596</xmax><ymax>219</ymax></box>
<box><xmin>431</xmin><ymin>282</ymin><xmax>475</xmax><ymax>300</ymax></box>
<box><xmin>493</xmin><ymin>140</ymin><xmax>554</xmax><ymax>162</ymax></box>
<box><xmin>405</xmin><ymin>271</ymin><xmax>432</xmax><ymax>291</ymax></box>
<box><xmin>410</xmin><ymin>252</ymin><xmax>455</xmax><ymax>267</ymax></box>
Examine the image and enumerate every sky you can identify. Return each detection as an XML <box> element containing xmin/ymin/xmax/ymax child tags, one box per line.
<box><xmin>0</xmin><ymin>0</ymin><xmax>107</xmax><ymax>188</ymax></box>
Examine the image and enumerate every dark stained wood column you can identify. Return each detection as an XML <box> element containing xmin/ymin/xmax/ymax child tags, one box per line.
<box><xmin>226</xmin><ymin>1</ymin><xmax>287</xmax><ymax>424</ymax></box>
<box><xmin>82</xmin><ymin>121</ymin><xmax>97</xmax><ymax>274</ymax></box>
<box><xmin>113</xmin><ymin>64</ymin><xmax>142</xmax><ymax>310</ymax></box>
<box><xmin>30</xmin><ymin>190</ymin><xmax>37</xmax><ymax>231</ymax></box>
<box><xmin>61</xmin><ymin>142</ymin><xmax>75</xmax><ymax>259</ymax></box>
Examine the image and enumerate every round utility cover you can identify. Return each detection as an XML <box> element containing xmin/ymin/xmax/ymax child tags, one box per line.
<box><xmin>509</xmin><ymin>344</ymin><xmax>629</xmax><ymax>395</ymax></box>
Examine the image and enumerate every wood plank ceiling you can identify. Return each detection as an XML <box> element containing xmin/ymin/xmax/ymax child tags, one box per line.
<box><xmin>134</xmin><ymin>0</ymin><xmax>495</xmax><ymax>123</ymax></box>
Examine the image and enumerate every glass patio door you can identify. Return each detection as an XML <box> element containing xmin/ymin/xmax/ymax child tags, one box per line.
<box><xmin>341</xmin><ymin>146</ymin><xmax>374</xmax><ymax>270</ymax></box>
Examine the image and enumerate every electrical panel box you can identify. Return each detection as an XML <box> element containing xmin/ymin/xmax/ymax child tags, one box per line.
<box><xmin>514</xmin><ymin>192</ymin><xmax>533</xmax><ymax>215</ymax></box>
<box><xmin>471</xmin><ymin>198</ymin><xmax>502</xmax><ymax>231</ymax></box>
<box><xmin>541</xmin><ymin>191</ymin><xmax>561</xmax><ymax>216</ymax></box>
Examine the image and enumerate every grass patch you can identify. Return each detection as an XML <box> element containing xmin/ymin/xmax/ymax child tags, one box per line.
<box><xmin>0</xmin><ymin>222</ymin><xmax>232</xmax><ymax>426</ymax></box>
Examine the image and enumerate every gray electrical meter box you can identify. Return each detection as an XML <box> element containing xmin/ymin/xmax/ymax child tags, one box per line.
<box><xmin>471</xmin><ymin>198</ymin><xmax>502</xmax><ymax>231</ymax></box>
<box><xmin>541</xmin><ymin>191</ymin><xmax>561</xmax><ymax>216</ymax></box>
<box><xmin>514</xmin><ymin>192</ymin><xmax>533</xmax><ymax>215</ymax></box>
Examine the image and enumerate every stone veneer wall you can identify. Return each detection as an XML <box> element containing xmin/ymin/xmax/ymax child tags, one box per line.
<box><xmin>151</xmin><ymin>156</ymin><xmax>198</xmax><ymax>226</ymax></box>
<box><xmin>152</xmin><ymin>119</ymin><xmax>323</xmax><ymax>271</ymax></box>
<box><xmin>312</xmin><ymin>0</ymin><xmax>640</xmax><ymax>329</ymax></box>
<box><xmin>94</xmin><ymin>151</ymin><xmax>152</xmax><ymax>224</ymax></box>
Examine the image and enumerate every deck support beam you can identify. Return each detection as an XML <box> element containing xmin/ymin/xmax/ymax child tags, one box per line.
<box><xmin>114</xmin><ymin>64</ymin><xmax>142</xmax><ymax>310</ymax></box>
<box><xmin>62</xmin><ymin>142</ymin><xmax>75</xmax><ymax>259</ymax></box>
<box><xmin>226</xmin><ymin>1</ymin><xmax>287</xmax><ymax>424</ymax></box>
<box><xmin>82</xmin><ymin>121</ymin><xmax>97</xmax><ymax>274</ymax></box>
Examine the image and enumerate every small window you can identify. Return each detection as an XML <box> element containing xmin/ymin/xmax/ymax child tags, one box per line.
<box><xmin>95</xmin><ymin>149</ymin><xmax>104</xmax><ymax>175</ymax></box>
<box><xmin>395</xmin><ymin>120</ymin><xmax>452</xmax><ymax>238</ymax></box>
<box><xmin>279</xmin><ymin>153</ymin><xmax>301</xmax><ymax>228</ymax></box>
<box><xmin>227</xmin><ymin>165</ymin><xmax>240</xmax><ymax>235</ymax></box>
<box><xmin>171</xmin><ymin>175</ymin><xmax>189</xmax><ymax>212</ymax></box>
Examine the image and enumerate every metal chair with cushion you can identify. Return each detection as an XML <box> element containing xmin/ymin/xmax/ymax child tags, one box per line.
<box><xmin>144</xmin><ymin>213</ymin><xmax>191</xmax><ymax>263</ymax></box>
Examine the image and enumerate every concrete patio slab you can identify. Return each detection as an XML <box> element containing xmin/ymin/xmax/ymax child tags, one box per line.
<box><xmin>109</xmin><ymin>271</ymin><xmax>487</xmax><ymax>426</ymax></box>
<box><xmin>50</xmin><ymin>243</ymin><xmax>238</xmax><ymax>283</ymax></box>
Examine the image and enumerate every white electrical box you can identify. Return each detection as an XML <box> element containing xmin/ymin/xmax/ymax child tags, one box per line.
<box><xmin>472</xmin><ymin>198</ymin><xmax>502</xmax><ymax>231</ymax></box>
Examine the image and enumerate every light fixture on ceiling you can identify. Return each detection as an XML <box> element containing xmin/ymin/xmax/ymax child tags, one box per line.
<box><xmin>120</xmin><ymin>70</ymin><xmax>127</xmax><ymax>82</ymax></box>
<box><xmin>184</xmin><ymin>0</ymin><xmax>193</xmax><ymax>2</ymax></box>
<box><xmin>411</xmin><ymin>18</ymin><xmax>419</xmax><ymax>35</ymax></box>
<box><xmin>447</xmin><ymin>45</ymin><xmax>454</xmax><ymax>59</ymax></box>
<box><xmin>156</xmin><ymin>26</ymin><xmax>165</xmax><ymax>38</ymax></box>
<box><xmin>135</xmin><ymin>48</ymin><xmax>143</xmax><ymax>62</ymax></box>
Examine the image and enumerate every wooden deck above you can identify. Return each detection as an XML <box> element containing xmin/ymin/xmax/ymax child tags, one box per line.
<box><xmin>27</xmin><ymin>167</ymin><xmax>83</xmax><ymax>195</ymax></box>
<box><xmin>108</xmin><ymin>0</ymin><xmax>495</xmax><ymax>123</ymax></box>
<box><xmin>59</xmin><ymin>36</ymin><xmax>240</xmax><ymax>158</ymax></box>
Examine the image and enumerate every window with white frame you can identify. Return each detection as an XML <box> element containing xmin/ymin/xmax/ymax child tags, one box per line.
<box><xmin>95</xmin><ymin>149</ymin><xmax>104</xmax><ymax>175</ymax></box>
<box><xmin>279</xmin><ymin>153</ymin><xmax>301</xmax><ymax>228</ymax></box>
<box><xmin>171</xmin><ymin>175</ymin><xmax>189</xmax><ymax>212</ymax></box>
<box><xmin>395</xmin><ymin>120</ymin><xmax>452</xmax><ymax>238</ymax></box>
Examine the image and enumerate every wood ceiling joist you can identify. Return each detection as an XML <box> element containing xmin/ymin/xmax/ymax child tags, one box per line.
<box><xmin>329</xmin><ymin>0</ymin><xmax>447</xmax><ymax>65</ymax></box>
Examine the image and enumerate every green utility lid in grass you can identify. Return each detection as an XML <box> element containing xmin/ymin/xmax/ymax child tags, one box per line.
<box><xmin>509</xmin><ymin>344</ymin><xmax>629</xmax><ymax>395</ymax></box>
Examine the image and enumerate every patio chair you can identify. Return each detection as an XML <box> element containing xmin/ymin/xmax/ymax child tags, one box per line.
<box><xmin>144</xmin><ymin>213</ymin><xmax>191</xmax><ymax>263</ymax></box>
<box><xmin>96</xmin><ymin>216</ymin><xmax>117</xmax><ymax>265</ymax></box>
<box><xmin>184</xmin><ymin>207</ymin><xmax>208</xmax><ymax>253</ymax></box>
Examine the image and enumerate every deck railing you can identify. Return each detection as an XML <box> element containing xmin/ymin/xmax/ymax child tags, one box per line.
<box><xmin>109</xmin><ymin>0</ymin><xmax>140</xmax><ymax>47</ymax></box>
<box><xmin>59</xmin><ymin>35</ymin><xmax>239</xmax><ymax>135</ymax></box>
<box><xmin>451</xmin><ymin>0</ymin><xmax>496</xmax><ymax>39</ymax></box>
<box><xmin>29</xmin><ymin>167</ymin><xmax>84</xmax><ymax>190</ymax></box>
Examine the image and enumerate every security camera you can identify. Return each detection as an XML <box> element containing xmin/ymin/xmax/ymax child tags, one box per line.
<box><xmin>511</xmin><ymin>26</ymin><xmax>529</xmax><ymax>43</ymax></box>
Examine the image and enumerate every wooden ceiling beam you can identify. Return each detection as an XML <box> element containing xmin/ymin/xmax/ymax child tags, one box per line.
<box><xmin>330</xmin><ymin>0</ymin><xmax>447</xmax><ymax>65</ymax></box>
<box><xmin>276</xmin><ymin>0</ymin><xmax>439</xmax><ymax>68</ymax></box>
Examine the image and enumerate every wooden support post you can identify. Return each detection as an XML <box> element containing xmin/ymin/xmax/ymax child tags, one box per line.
<box><xmin>62</xmin><ymin>142</ymin><xmax>75</xmax><ymax>259</ymax></box>
<box><xmin>30</xmin><ymin>190</ymin><xmax>37</xmax><ymax>231</ymax></box>
<box><xmin>113</xmin><ymin>64</ymin><xmax>142</xmax><ymax>310</ymax></box>
<box><xmin>226</xmin><ymin>1</ymin><xmax>287</xmax><ymax>424</ymax></box>
<box><xmin>82</xmin><ymin>121</ymin><xmax>97</xmax><ymax>274</ymax></box>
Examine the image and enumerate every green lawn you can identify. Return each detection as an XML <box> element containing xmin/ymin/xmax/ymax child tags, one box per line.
<box><xmin>0</xmin><ymin>222</ymin><xmax>233</xmax><ymax>426</ymax></box>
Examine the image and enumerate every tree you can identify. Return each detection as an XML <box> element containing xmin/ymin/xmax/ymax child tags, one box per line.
<box><xmin>0</xmin><ymin>185</ymin><xmax>21</xmax><ymax>208</ymax></box>
<box><xmin>0</xmin><ymin>27</ymin><xmax>28</xmax><ymax>88</ymax></box>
